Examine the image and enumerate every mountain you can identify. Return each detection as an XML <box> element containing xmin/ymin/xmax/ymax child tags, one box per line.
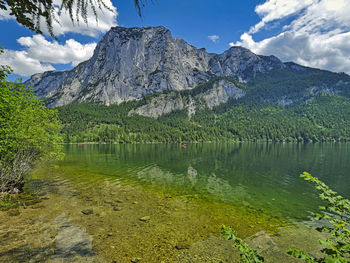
<box><xmin>25</xmin><ymin>26</ymin><xmax>350</xmax><ymax>143</ymax></box>
<box><xmin>26</xmin><ymin>25</ymin><xmax>292</xmax><ymax>108</ymax></box>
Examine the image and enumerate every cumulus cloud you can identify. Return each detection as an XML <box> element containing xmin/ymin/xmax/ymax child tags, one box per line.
<box><xmin>0</xmin><ymin>0</ymin><xmax>117</xmax><ymax>36</ymax></box>
<box><xmin>231</xmin><ymin>0</ymin><xmax>350</xmax><ymax>74</ymax></box>
<box><xmin>17</xmin><ymin>35</ymin><xmax>96</xmax><ymax>66</ymax></box>
<box><xmin>0</xmin><ymin>50</ymin><xmax>55</xmax><ymax>76</ymax></box>
<box><xmin>208</xmin><ymin>35</ymin><xmax>220</xmax><ymax>43</ymax></box>
<box><xmin>249</xmin><ymin>0</ymin><xmax>315</xmax><ymax>34</ymax></box>
<box><xmin>1</xmin><ymin>35</ymin><xmax>96</xmax><ymax>76</ymax></box>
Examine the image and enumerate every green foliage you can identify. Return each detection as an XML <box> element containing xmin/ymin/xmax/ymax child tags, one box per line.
<box><xmin>214</xmin><ymin>95</ymin><xmax>350</xmax><ymax>142</ymax></box>
<box><xmin>55</xmin><ymin>92</ymin><xmax>350</xmax><ymax>143</ymax></box>
<box><xmin>1</xmin><ymin>0</ymin><xmax>56</xmax><ymax>36</ymax></box>
<box><xmin>285</xmin><ymin>249</ymin><xmax>317</xmax><ymax>263</ymax></box>
<box><xmin>246</xmin><ymin>66</ymin><xmax>350</xmax><ymax>102</ymax></box>
<box><xmin>0</xmin><ymin>65</ymin><xmax>63</xmax><ymax>193</ymax></box>
<box><xmin>0</xmin><ymin>192</ymin><xmax>17</xmax><ymax>210</ymax></box>
<box><xmin>221</xmin><ymin>225</ymin><xmax>265</xmax><ymax>263</ymax></box>
<box><xmin>56</xmin><ymin>101</ymin><xmax>233</xmax><ymax>143</ymax></box>
<box><xmin>287</xmin><ymin>172</ymin><xmax>350</xmax><ymax>263</ymax></box>
<box><xmin>0</xmin><ymin>0</ymin><xmax>145</xmax><ymax>36</ymax></box>
<box><xmin>0</xmin><ymin>48</ymin><xmax>12</xmax><ymax>80</ymax></box>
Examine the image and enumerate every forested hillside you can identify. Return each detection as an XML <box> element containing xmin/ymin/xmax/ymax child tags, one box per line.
<box><xmin>56</xmin><ymin>93</ymin><xmax>350</xmax><ymax>143</ymax></box>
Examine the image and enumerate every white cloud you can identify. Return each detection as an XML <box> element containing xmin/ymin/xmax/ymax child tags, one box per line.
<box><xmin>0</xmin><ymin>50</ymin><xmax>54</xmax><ymax>76</ymax></box>
<box><xmin>249</xmin><ymin>0</ymin><xmax>315</xmax><ymax>34</ymax></box>
<box><xmin>0</xmin><ymin>0</ymin><xmax>117</xmax><ymax>36</ymax></box>
<box><xmin>231</xmin><ymin>0</ymin><xmax>350</xmax><ymax>74</ymax></box>
<box><xmin>208</xmin><ymin>35</ymin><xmax>220</xmax><ymax>43</ymax></box>
<box><xmin>1</xmin><ymin>35</ymin><xmax>96</xmax><ymax>76</ymax></box>
<box><xmin>17</xmin><ymin>35</ymin><xmax>96</xmax><ymax>66</ymax></box>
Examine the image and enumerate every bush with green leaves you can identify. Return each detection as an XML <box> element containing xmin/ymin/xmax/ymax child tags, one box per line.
<box><xmin>0</xmin><ymin>54</ymin><xmax>63</xmax><ymax>193</ymax></box>
<box><xmin>287</xmin><ymin>172</ymin><xmax>350</xmax><ymax>263</ymax></box>
<box><xmin>221</xmin><ymin>225</ymin><xmax>265</xmax><ymax>263</ymax></box>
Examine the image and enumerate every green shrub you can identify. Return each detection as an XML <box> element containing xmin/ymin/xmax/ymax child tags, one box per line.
<box><xmin>287</xmin><ymin>172</ymin><xmax>350</xmax><ymax>263</ymax></box>
<box><xmin>0</xmin><ymin>54</ymin><xmax>63</xmax><ymax>193</ymax></box>
<box><xmin>221</xmin><ymin>225</ymin><xmax>265</xmax><ymax>262</ymax></box>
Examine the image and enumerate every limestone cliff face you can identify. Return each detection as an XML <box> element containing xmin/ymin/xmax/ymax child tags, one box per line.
<box><xmin>197</xmin><ymin>79</ymin><xmax>245</xmax><ymax>109</ymax></box>
<box><xmin>128</xmin><ymin>92</ymin><xmax>185</xmax><ymax>119</ymax></box>
<box><xmin>128</xmin><ymin>79</ymin><xmax>246</xmax><ymax>119</ymax></box>
<box><xmin>25</xmin><ymin>26</ymin><xmax>282</xmax><ymax>107</ymax></box>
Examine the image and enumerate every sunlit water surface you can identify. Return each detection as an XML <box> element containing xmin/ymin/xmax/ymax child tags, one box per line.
<box><xmin>1</xmin><ymin>143</ymin><xmax>349</xmax><ymax>262</ymax></box>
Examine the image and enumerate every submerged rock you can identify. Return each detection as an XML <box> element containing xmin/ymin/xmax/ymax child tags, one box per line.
<box><xmin>139</xmin><ymin>216</ymin><xmax>150</xmax><ymax>222</ymax></box>
<box><xmin>175</xmin><ymin>241</ymin><xmax>191</xmax><ymax>250</ymax></box>
<box><xmin>245</xmin><ymin>231</ymin><xmax>276</xmax><ymax>252</ymax></box>
<box><xmin>52</xmin><ymin>213</ymin><xmax>104</xmax><ymax>262</ymax></box>
<box><xmin>81</xmin><ymin>209</ymin><xmax>93</xmax><ymax>215</ymax></box>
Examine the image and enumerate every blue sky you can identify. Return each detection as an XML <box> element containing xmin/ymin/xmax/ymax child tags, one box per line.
<box><xmin>1</xmin><ymin>0</ymin><xmax>350</xmax><ymax>81</ymax></box>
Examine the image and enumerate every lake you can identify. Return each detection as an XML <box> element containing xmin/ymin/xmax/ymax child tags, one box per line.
<box><xmin>0</xmin><ymin>143</ymin><xmax>349</xmax><ymax>262</ymax></box>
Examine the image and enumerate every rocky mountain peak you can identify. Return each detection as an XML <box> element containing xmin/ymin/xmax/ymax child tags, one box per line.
<box><xmin>25</xmin><ymin>26</ymin><xmax>290</xmax><ymax>107</ymax></box>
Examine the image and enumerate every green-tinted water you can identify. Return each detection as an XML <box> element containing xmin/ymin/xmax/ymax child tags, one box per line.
<box><xmin>0</xmin><ymin>143</ymin><xmax>348</xmax><ymax>262</ymax></box>
<box><xmin>61</xmin><ymin>143</ymin><xmax>350</xmax><ymax>220</ymax></box>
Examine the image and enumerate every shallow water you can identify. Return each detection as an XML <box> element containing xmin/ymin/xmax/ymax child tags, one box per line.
<box><xmin>60</xmin><ymin>142</ymin><xmax>350</xmax><ymax>219</ymax></box>
<box><xmin>0</xmin><ymin>143</ymin><xmax>349</xmax><ymax>262</ymax></box>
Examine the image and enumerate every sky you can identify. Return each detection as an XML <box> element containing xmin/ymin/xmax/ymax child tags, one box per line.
<box><xmin>1</xmin><ymin>0</ymin><xmax>350</xmax><ymax>81</ymax></box>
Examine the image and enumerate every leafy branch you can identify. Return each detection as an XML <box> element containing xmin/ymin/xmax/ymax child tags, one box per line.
<box><xmin>287</xmin><ymin>172</ymin><xmax>350</xmax><ymax>263</ymax></box>
<box><xmin>221</xmin><ymin>225</ymin><xmax>265</xmax><ymax>263</ymax></box>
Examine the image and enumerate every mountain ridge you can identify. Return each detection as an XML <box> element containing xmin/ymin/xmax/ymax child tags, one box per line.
<box><xmin>24</xmin><ymin>25</ymin><xmax>329</xmax><ymax>108</ymax></box>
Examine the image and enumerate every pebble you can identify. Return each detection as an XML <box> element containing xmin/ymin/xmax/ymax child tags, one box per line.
<box><xmin>81</xmin><ymin>209</ymin><xmax>93</xmax><ymax>215</ymax></box>
<box><xmin>31</xmin><ymin>205</ymin><xmax>45</xmax><ymax>209</ymax></box>
<box><xmin>139</xmin><ymin>216</ymin><xmax>150</xmax><ymax>222</ymax></box>
<box><xmin>113</xmin><ymin>206</ymin><xmax>122</xmax><ymax>211</ymax></box>
<box><xmin>175</xmin><ymin>241</ymin><xmax>190</xmax><ymax>250</ymax></box>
